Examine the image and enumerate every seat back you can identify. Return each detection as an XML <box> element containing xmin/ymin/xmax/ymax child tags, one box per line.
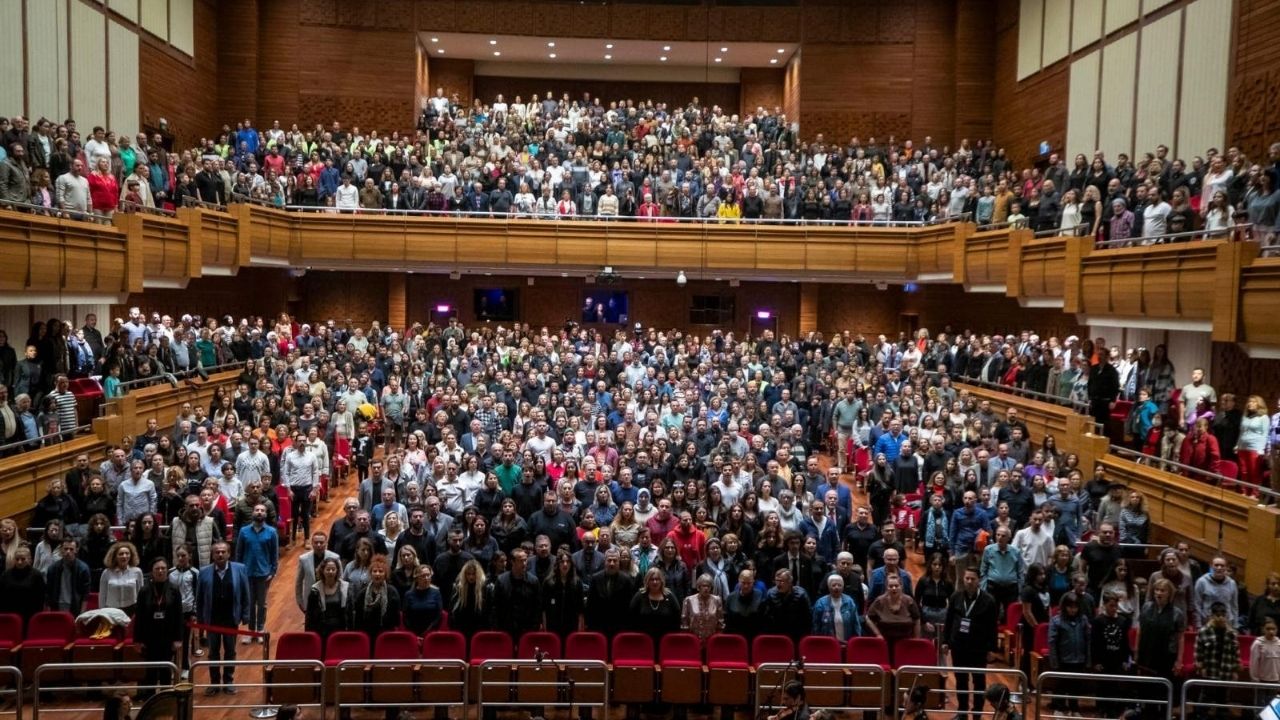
<box><xmin>1003</xmin><ymin>602</ymin><xmax>1022</xmax><ymax>632</ymax></box>
<box><xmin>275</xmin><ymin>632</ymin><xmax>322</xmax><ymax>660</ymax></box>
<box><xmin>26</xmin><ymin>611</ymin><xmax>75</xmax><ymax>642</ymax></box>
<box><xmin>1033</xmin><ymin>622</ymin><xmax>1051</xmax><ymax>655</ymax></box>
<box><xmin>798</xmin><ymin>635</ymin><xmax>841</xmax><ymax>664</ymax></box>
<box><xmin>564</xmin><ymin>632</ymin><xmax>607</xmax><ymax>661</ymax></box>
<box><xmin>518</xmin><ymin>631</ymin><xmax>561</xmax><ymax>660</ymax></box>
<box><xmin>751</xmin><ymin>635</ymin><xmax>795</xmax><ymax>666</ymax></box>
<box><xmin>611</xmin><ymin>632</ymin><xmax>655</xmax><ymax>665</ymax></box>
<box><xmin>1237</xmin><ymin>635</ymin><xmax>1255</xmax><ymax>667</ymax></box>
<box><xmin>324</xmin><ymin>631</ymin><xmax>371</xmax><ymax>663</ymax></box>
<box><xmin>892</xmin><ymin>638</ymin><xmax>936</xmax><ymax>668</ymax></box>
<box><xmin>375</xmin><ymin>631</ymin><xmax>420</xmax><ymax>660</ymax></box>
<box><xmin>422</xmin><ymin>631</ymin><xmax>466</xmax><ymax>660</ymax></box>
<box><xmin>846</xmin><ymin>636</ymin><xmax>889</xmax><ymax>667</ymax></box>
<box><xmin>0</xmin><ymin>614</ymin><xmax>23</xmax><ymax>644</ymax></box>
<box><xmin>469</xmin><ymin>630</ymin><xmax>514</xmax><ymax>663</ymax></box>
<box><xmin>705</xmin><ymin>634</ymin><xmax>748</xmax><ymax>664</ymax></box>
<box><xmin>658</xmin><ymin>633</ymin><xmax>702</xmax><ymax>664</ymax></box>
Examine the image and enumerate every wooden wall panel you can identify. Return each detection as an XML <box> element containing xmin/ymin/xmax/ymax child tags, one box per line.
<box><xmin>1212</xmin><ymin>341</ymin><xmax>1280</xmax><ymax>412</ymax></box>
<box><xmin>910</xmin><ymin>0</ymin><xmax>957</xmax><ymax>145</ymax></box>
<box><xmin>739</xmin><ymin>68</ymin><xmax>785</xmax><ymax>118</ymax></box>
<box><xmin>116</xmin><ymin>268</ymin><xmax>294</xmax><ymax>322</ymax></box>
<box><xmin>992</xmin><ymin>22</ymin><xmax>1069</xmax><ymax>167</ymax></box>
<box><xmin>953</xmin><ymin>0</ymin><xmax>997</xmax><ymax>142</ymax></box>
<box><xmin>425</xmin><ymin>58</ymin><xmax>475</xmax><ymax>108</ymax></box>
<box><xmin>295</xmin><ymin>26</ymin><xmax>416</xmax><ymax>131</ymax></box>
<box><xmin>1229</xmin><ymin>0</ymin><xmax>1280</xmax><ymax>159</ymax></box>
<box><xmin>255</xmin><ymin>0</ymin><xmax>301</xmax><ymax>127</ymax></box>
<box><xmin>799</xmin><ymin>43</ymin><xmax>913</xmax><ymax>142</ymax></box>
<box><xmin>140</xmin><ymin>0</ymin><xmax>219</xmax><ymax>150</ymax></box>
<box><xmin>215</xmin><ymin>0</ymin><xmax>260</xmax><ymax>128</ymax></box>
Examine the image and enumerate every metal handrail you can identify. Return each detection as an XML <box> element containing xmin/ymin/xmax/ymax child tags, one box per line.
<box><xmin>112</xmin><ymin>360</ymin><xmax>244</xmax><ymax>393</ymax></box>
<box><xmin>277</xmin><ymin>203</ymin><xmax>967</xmax><ymax>227</ymax></box>
<box><xmin>754</xmin><ymin>662</ymin><xmax>888</xmax><ymax>715</ymax></box>
<box><xmin>190</xmin><ymin>658</ymin><xmax>326</xmax><ymax>715</ymax></box>
<box><xmin>0</xmin><ymin>666</ymin><xmax>20</xmax><ymax>719</ymax></box>
<box><xmin>1181</xmin><ymin>679</ymin><xmax>1278</xmax><ymax>717</ymax></box>
<box><xmin>334</xmin><ymin>657</ymin><xmax>469</xmax><ymax>712</ymax></box>
<box><xmin>0</xmin><ymin>423</ymin><xmax>93</xmax><ymax>455</ymax></box>
<box><xmin>1036</xmin><ymin>670</ymin><xmax>1172</xmax><ymax>720</ymax></box>
<box><xmin>925</xmin><ymin>369</ymin><xmax>1094</xmax><ymax>415</ymax></box>
<box><xmin>474</xmin><ymin>658</ymin><xmax>607</xmax><ymax>712</ymax></box>
<box><xmin>1108</xmin><ymin>444</ymin><xmax>1279</xmax><ymax>500</ymax></box>
<box><xmin>1034</xmin><ymin>222</ymin><xmax>1088</xmax><ymax>238</ymax></box>
<box><xmin>1093</xmin><ymin>223</ymin><xmax>1253</xmax><ymax>248</ymax></box>
<box><xmin>896</xmin><ymin>665</ymin><xmax>1029</xmax><ymax>719</ymax></box>
<box><xmin>33</xmin><ymin>661</ymin><xmax>178</xmax><ymax>718</ymax></box>
<box><xmin>181</xmin><ymin>195</ymin><xmax>228</xmax><ymax>211</ymax></box>
<box><xmin>0</xmin><ymin>196</ymin><xmax>112</xmax><ymax>222</ymax></box>
<box><xmin>117</xmin><ymin>200</ymin><xmax>176</xmax><ymax>217</ymax></box>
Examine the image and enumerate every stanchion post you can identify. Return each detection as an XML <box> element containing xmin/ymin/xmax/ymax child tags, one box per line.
<box><xmin>250</xmin><ymin>631</ymin><xmax>277</xmax><ymax>719</ymax></box>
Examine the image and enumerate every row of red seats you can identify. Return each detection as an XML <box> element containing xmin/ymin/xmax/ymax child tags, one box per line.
<box><xmin>0</xmin><ymin>611</ymin><xmax>145</xmax><ymax>684</ymax></box>
<box><xmin>277</xmin><ymin>628</ymin><xmax>934</xmax><ymax>670</ymax></box>
<box><xmin>273</xmin><ymin>629</ymin><xmax>933</xmax><ymax>707</ymax></box>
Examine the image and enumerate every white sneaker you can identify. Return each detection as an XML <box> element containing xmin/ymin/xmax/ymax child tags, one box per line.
<box><xmin>241</xmin><ymin>636</ymin><xmax>251</xmax><ymax>645</ymax></box>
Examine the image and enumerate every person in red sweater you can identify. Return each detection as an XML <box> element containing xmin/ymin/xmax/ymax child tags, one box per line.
<box><xmin>86</xmin><ymin>156</ymin><xmax>119</xmax><ymax>215</ymax></box>
<box><xmin>669</xmin><ymin>510</ymin><xmax>707</xmax><ymax>569</ymax></box>
<box><xmin>637</xmin><ymin>192</ymin><xmax>662</xmax><ymax>221</ymax></box>
<box><xmin>1179</xmin><ymin>417</ymin><xmax>1222</xmax><ymax>478</ymax></box>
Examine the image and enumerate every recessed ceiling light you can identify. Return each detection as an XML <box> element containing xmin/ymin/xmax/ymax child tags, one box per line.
<box><xmin>660</xmin><ymin>56</ymin><xmax>667</xmax><ymax>61</ymax></box>
<box><xmin>437</xmin><ymin>48</ymin><xmax>444</xmax><ymax>53</ymax></box>
<box><xmin>489</xmin><ymin>39</ymin><xmax>498</xmax><ymax>45</ymax></box>
<box><xmin>770</xmin><ymin>58</ymin><xmax>778</xmax><ymax>64</ymax></box>
<box><xmin>606</xmin><ymin>43</ymin><xmax>614</xmax><ymax>49</ymax></box>
<box><xmin>547</xmin><ymin>42</ymin><xmax>555</xmax><ymax>47</ymax></box>
<box><xmin>493</xmin><ymin>51</ymin><xmax>501</xmax><ymax>56</ymax></box>
<box><xmin>777</xmin><ymin>48</ymin><xmax>785</xmax><ymax>53</ymax></box>
<box><xmin>720</xmin><ymin>47</ymin><xmax>728</xmax><ymax>52</ymax></box>
<box><xmin>604</xmin><ymin>54</ymin><xmax>612</xmax><ymax>59</ymax></box>
<box><xmin>663</xmin><ymin>45</ymin><xmax>671</xmax><ymax>51</ymax></box>
<box><xmin>430</xmin><ymin>37</ymin><xmax>438</xmax><ymax>43</ymax></box>
<box><xmin>548</xmin><ymin>53</ymin><xmax>556</xmax><ymax>58</ymax></box>
<box><xmin>714</xmin><ymin>57</ymin><xmax>722</xmax><ymax>63</ymax></box>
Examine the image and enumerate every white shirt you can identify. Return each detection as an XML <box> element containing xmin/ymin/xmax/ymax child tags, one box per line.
<box><xmin>1012</xmin><ymin>525</ymin><xmax>1055</xmax><ymax>571</ymax></box>
<box><xmin>335</xmin><ymin>184</ymin><xmax>359</xmax><ymax>209</ymax></box>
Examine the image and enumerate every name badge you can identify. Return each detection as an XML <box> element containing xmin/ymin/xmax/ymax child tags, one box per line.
<box><xmin>958</xmin><ymin>618</ymin><xmax>972</xmax><ymax>634</ymax></box>
<box><xmin>154</xmin><ymin>611</ymin><xmax>166</xmax><ymax>620</ymax></box>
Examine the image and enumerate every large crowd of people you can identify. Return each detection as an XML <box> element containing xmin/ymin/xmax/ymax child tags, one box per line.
<box><xmin>2</xmin><ymin>103</ymin><xmax>1278</xmax><ymax>245</ymax></box>
<box><xmin>0</xmin><ymin>311</ymin><xmax>1276</xmax><ymax>711</ymax></box>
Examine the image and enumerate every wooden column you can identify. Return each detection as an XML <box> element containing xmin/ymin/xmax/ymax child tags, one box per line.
<box><xmin>388</xmin><ymin>273</ymin><xmax>407</xmax><ymax>331</ymax></box>
<box><xmin>799</xmin><ymin>282</ymin><xmax>819</xmax><ymax>336</ymax></box>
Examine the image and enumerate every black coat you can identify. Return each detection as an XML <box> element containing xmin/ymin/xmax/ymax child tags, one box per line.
<box><xmin>135</xmin><ymin>581</ymin><xmax>185</xmax><ymax>653</ymax></box>
<box><xmin>584</xmin><ymin>570</ymin><xmax>635</xmax><ymax>637</ymax></box>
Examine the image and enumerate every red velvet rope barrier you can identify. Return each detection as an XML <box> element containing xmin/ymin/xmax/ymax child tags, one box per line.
<box><xmin>186</xmin><ymin>620</ymin><xmax>270</xmax><ymax>638</ymax></box>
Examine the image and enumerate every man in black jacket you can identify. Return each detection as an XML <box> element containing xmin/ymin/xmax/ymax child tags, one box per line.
<box><xmin>584</xmin><ymin>549</ymin><xmax>635</xmax><ymax>637</ymax></box>
<box><xmin>1087</xmin><ymin>357</ymin><xmax>1120</xmax><ymax>429</ymax></box>
<box><xmin>760</xmin><ymin>568</ymin><xmax>812</xmax><ymax>644</ymax></box>
<box><xmin>494</xmin><ymin>548</ymin><xmax>542</xmax><ymax>637</ymax></box>
<box><xmin>45</xmin><ymin>537</ymin><xmax>91</xmax><ymax>613</ymax></box>
<box><xmin>943</xmin><ymin>566</ymin><xmax>1000</xmax><ymax>720</ymax></box>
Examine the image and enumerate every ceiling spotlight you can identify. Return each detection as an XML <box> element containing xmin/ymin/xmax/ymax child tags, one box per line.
<box><xmin>660</xmin><ymin>56</ymin><xmax>667</xmax><ymax>61</ymax></box>
<box><xmin>493</xmin><ymin>51</ymin><xmax>501</xmax><ymax>56</ymax></box>
<box><xmin>770</xmin><ymin>58</ymin><xmax>778</xmax><ymax>64</ymax></box>
<box><xmin>721</xmin><ymin>47</ymin><xmax>728</xmax><ymax>52</ymax></box>
<box><xmin>547</xmin><ymin>42</ymin><xmax>555</xmax><ymax>47</ymax></box>
<box><xmin>548</xmin><ymin>53</ymin><xmax>556</xmax><ymax>58</ymax></box>
<box><xmin>489</xmin><ymin>39</ymin><xmax>498</xmax><ymax>45</ymax></box>
<box><xmin>606</xmin><ymin>43</ymin><xmax>613</xmax><ymax>49</ymax></box>
<box><xmin>714</xmin><ymin>57</ymin><xmax>722</xmax><ymax>63</ymax></box>
<box><xmin>663</xmin><ymin>45</ymin><xmax>671</xmax><ymax>51</ymax></box>
<box><xmin>430</xmin><ymin>37</ymin><xmax>438</xmax><ymax>42</ymax></box>
<box><xmin>777</xmin><ymin>48</ymin><xmax>785</xmax><ymax>53</ymax></box>
<box><xmin>604</xmin><ymin>54</ymin><xmax>612</xmax><ymax>59</ymax></box>
<box><xmin>437</xmin><ymin>48</ymin><xmax>444</xmax><ymax>53</ymax></box>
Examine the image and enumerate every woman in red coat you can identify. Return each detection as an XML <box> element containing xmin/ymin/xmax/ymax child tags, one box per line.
<box><xmin>87</xmin><ymin>156</ymin><xmax>120</xmax><ymax>216</ymax></box>
<box><xmin>1178</xmin><ymin>417</ymin><xmax>1222</xmax><ymax>478</ymax></box>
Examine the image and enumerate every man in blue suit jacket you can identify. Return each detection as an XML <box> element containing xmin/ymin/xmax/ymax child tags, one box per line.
<box><xmin>196</xmin><ymin>541</ymin><xmax>252</xmax><ymax>693</ymax></box>
<box><xmin>814</xmin><ymin>467</ymin><xmax>853</xmax><ymax>519</ymax></box>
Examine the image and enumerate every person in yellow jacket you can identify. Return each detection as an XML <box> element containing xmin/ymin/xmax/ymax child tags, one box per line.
<box><xmin>717</xmin><ymin>197</ymin><xmax>741</xmax><ymax>224</ymax></box>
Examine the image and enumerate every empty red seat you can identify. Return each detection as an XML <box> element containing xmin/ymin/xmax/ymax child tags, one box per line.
<box><xmin>611</xmin><ymin>633</ymin><xmax>656</xmax><ymax>704</ymax></box>
<box><xmin>518</xmin><ymin>630</ymin><xmax>562</xmax><ymax>660</ymax></box>
<box><xmin>659</xmin><ymin>633</ymin><xmax>702</xmax><ymax>668</ymax></box>
<box><xmin>269</xmin><ymin>632</ymin><xmax>323</xmax><ymax>706</ymax></box>
<box><xmin>798</xmin><ymin>635</ymin><xmax>842</xmax><ymax>664</ymax></box>
<box><xmin>564</xmin><ymin>631</ymin><xmax>607</xmax><ymax>662</ymax></box>
<box><xmin>324</xmin><ymin>631</ymin><xmax>370</xmax><ymax>704</ymax></box>
<box><xmin>564</xmin><ymin>632</ymin><xmax>609</xmax><ymax>708</ymax></box>
<box><xmin>21</xmin><ymin>611</ymin><xmax>75</xmax><ymax>680</ymax></box>
<box><xmin>468</xmin><ymin>630</ymin><xmax>513</xmax><ymax>665</ymax></box>
<box><xmin>892</xmin><ymin>638</ymin><xmax>936</xmax><ymax>668</ymax></box>
<box><xmin>372</xmin><ymin>631</ymin><xmax>420</xmax><ymax>704</ymax></box>
<box><xmin>422</xmin><ymin>631</ymin><xmax>466</xmax><ymax>660</ymax></box>
<box><xmin>846</xmin><ymin>636</ymin><xmax>890</xmax><ymax>670</ymax></box>
<box><xmin>659</xmin><ymin>633</ymin><xmax>704</xmax><ymax>704</ymax></box>
<box><xmin>751</xmin><ymin>635</ymin><xmax>796</xmax><ymax>666</ymax></box>
<box><xmin>706</xmin><ymin>634</ymin><xmax>751</xmax><ymax>706</ymax></box>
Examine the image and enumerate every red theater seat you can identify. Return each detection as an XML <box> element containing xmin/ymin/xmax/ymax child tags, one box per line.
<box><xmin>269</xmin><ymin>632</ymin><xmax>323</xmax><ymax>706</ymax></box>
<box><xmin>611</xmin><ymin>633</ymin><xmax>656</xmax><ymax>705</ymax></box>
<box><xmin>659</xmin><ymin>633</ymin><xmax>703</xmax><ymax>704</ymax></box>
<box><xmin>706</xmin><ymin>634</ymin><xmax>751</xmax><ymax>706</ymax></box>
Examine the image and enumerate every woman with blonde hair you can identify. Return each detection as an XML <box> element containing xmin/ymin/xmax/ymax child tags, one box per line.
<box><xmin>0</xmin><ymin>519</ymin><xmax>20</xmax><ymax>571</ymax></box>
<box><xmin>1235</xmin><ymin>395</ymin><xmax>1269</xmax><ymax>492</ymax></box>
<box><xmin>451</xmin><ymin>559</ymin><xmax>491</xmax><ymax>635</ymax></box>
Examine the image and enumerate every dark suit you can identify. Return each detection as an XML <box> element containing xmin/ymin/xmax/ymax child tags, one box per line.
<box><xmin>44</xmin><ymin>559</ymin><xmax>92</xmax><ymax>613</ymax></box>
<box><xmin>583</xmin><ymin>569</ymin><xmax>635</xmax><ymax>637</ymax></box>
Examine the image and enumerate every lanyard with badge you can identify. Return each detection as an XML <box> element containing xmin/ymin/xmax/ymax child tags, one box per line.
<box><xmin>958</xmin><ymin>595</ymin><xmax>977</xmax><ymax>635</ymax></box>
